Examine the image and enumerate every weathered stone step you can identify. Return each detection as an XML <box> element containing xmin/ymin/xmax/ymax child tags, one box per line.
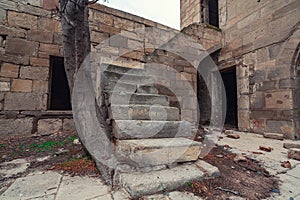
<box><xmin>115</xmin><ymin>138</ymin><xmax>200</xmax><ymax>167</ymax></box>
<box><xmin>105</xmin><ymin>64</ymin><xmax>146</xmax><ymax>75</ymax></box>
<box><xmin>103</xmin><ymin>81</ymin><xmax>158</xmax><ymax>94</ymax></box>
<box><xmin>103</xmin><ymin>71</ymin><xmax>153</xmax><ymax>85</ymax></box>
<box><xmin>112</xmin><ymin>120</ymin><xmax>192</xmax><ymax>139</ymax></box>
<box><xmin>109</xmin><ymin>92</ymin><xmax>169</xmax><ymax>106</ymax></box>
<box><xmin>109</xmin><ymin>105</ymin><xmax>180</xmax><ymax>121</ymax></box>
<box><xmin>117</xmin><ymin>164</ymin><xmax>206</xmax><ymax>197</ymax></box>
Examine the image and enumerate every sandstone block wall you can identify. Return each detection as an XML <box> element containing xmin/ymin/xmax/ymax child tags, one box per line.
<box><xmin>0</xmin><ymin>0</ymin><xmax>218</xmax><ymax>136</ymax></box>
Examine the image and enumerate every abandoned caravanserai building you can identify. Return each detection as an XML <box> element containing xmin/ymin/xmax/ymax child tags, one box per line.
<box><xmin>0</xmin><ymin>0</ymin><xmax>299</xmax><ymax>141</ymax></box>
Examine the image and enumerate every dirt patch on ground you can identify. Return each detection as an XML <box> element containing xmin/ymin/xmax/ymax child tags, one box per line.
<box><xmin>0</xmin><ymin>132</ymin><xmax>278</xmax><ymax>199</ymax></box>
<box><xmin>180</xmin><ymin>146</ymin><xmax>279</xmax><ymax>200</ymax></box>
<box><xmin>0</xmin><ymin>131</ymin><xmax>99</xmax><ymax>177</ymax></box>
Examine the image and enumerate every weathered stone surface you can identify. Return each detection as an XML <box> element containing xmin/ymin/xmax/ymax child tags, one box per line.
<box><xmin>4</xmin><ymin>93</ymin><xmax>47</xmax><ymax>110</ymax></box>
<box><xmin>118</xmin><ymin>164</ymin><xmax>205</xmax><ymax>197</ymax></box>
<box><xmin>113</xmin><ymin>120</ymin><xmax>191</xmax><ymax>139</ymax></box>
<box><xmin>110</xmin><ymin>105</ymin><xmax>179</xmax><ymax>121</ymax></box>
<box><xmin>288</xmin><ymin>148</ymin><xmax>300</xmax><ymax>161</ymax></box>
<box><xmin>195</xmin><ymin>160</ymin><xmax>220</xmax><ymax>177</ymax></box>
<box><xmin>110</xmin><ymin>93</ymin><xmax>169</xmax><ymax>106</ymax></box>
<box><xmin>266</xmin><ymin>120</ymin><xmax>294</xmax><ymax>139</ymax></box>
<box><xmin>43</xmin><ymin>0</ymin><xmax>59</xmax><ymax>10</ymax></box>
<box><xmin>0</xmin><ymin>158</ymin><xmax>30</xmax><ymax>178</ymax></box>
<box><xmin>37</xmin><ymin>119</ymin><xmax>62</xmax><ymax>134</ymax></box>
<box><xmin>103</xmin><ymin>71</ymin><xmax>152</xmax><ymax>85</ymax></box>
<box><xmin>28</xmin><ymin>30</ymin><xmax>53</xmax><ymax>43</ymax></box>
<box><xmin>0</xmin><ymin>171</ymin><xmax>61</xmax><ymax>200</ymax></box>
<box><xmin>263</xmin><ymin>132</ymin><xmax>284</xmax><ymax>140</ymax></box>
<box><xmin>7</xmin><ymin>11</ymin><xmax>38</xmax><ymax>29</ymax></box>
<box><xmin>6</xmin><ymin>38</ymin><xmax>37</xmax><ymax>56</ymax></box>
<box><xmin>0</xmin><ymin>118</ymin><xmax>33</xmax><ymax>135</ymax></box>
<box><xmin>0</xmin><ymin>81</ymin><xmax>10</xmax><ymax>92</ymax></box>
<box><xmin>20</xmin><ymin>66</ymin><xmax>49</xmax><ymax>80</ymax></box>
<box><xmin>265</xmin><ymin>91</ymin><xmax>293</xmax><ymax>109</ymax></box>
<box><xmin>55</xmin><ymin>176</ymin><xmax>110</xmax><ymax>200</ymax></box>
<box><xmin>30</xmin><ymin>57</ymin><xmax>50</xmax><ymax>67</ymax></box>
<box><xmin>116</xmin><ymin>138</ymin><xmax>201</xmax><ymax>167</ymax></box>
<box><xmin>0</xmin><ymin>63</ymin><xmax>19</xmax><ymax>78</ymax></box>
<box><xmin>106</xmin><ymin>64</ymin><xmax>146</xmax><ymax>75</ymax></box>
<box><xmin>283</xmin><ymin>143</ymin><xmax>300</xmax><ymax>149</ymax></box>
<box><xmin>168</xmin><ymin>191</ymin><xmax>204</xmax><ymax>200</ymax></box>
<box><xmin>0</xmin><ymin>8</ymin><xmax>6</xmax><ymax>23</ymax></box>
<box><xmin>24</xmin><ymin>0</ymin><xmax>43</xmax><ymax>7</ymax></box>
<box><xmin>63</xmin><ymin>118</ymin><xmax>75</xmax><ymax>132</ymax></box>
<box><xmin>112</xmin><ymin>189</ymin><xmax>131</xmax><ymax>200</ymax></box>
<box><xmin>32</xmin><ymin>80</ymin><xmax>48</xmax><ymax>93</ymax></box>
<box><xmin>11</xmin><ymin>79</ymin><xmax>32</xmax><ymax>92</ymax></box>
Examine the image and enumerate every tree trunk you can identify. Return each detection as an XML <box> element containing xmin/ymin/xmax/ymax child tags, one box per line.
<box><xmin>60</xmin><ymin>0</ymin><xmax>91</xmax><ymax>93</ymax></box>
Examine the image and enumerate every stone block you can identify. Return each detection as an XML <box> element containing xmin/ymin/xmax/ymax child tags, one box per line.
<box><xmin>4</xmin><ymin>93</ymin><xmax>47</xmax><ymax>110</ymax></box>
<box><xmin>63</xmin><ymin>118</ymin><xmax>76</xmax><ymax>132</ymax></box>
<box><xmin>113</xmin><ymin>120</ymin><xmax>191</xmax><ymax>139</ymax></box>
<box><xmin>24</xmin><ymin>0</ymin><xmax>43</xmax><ymax>7</ymax></box>
<box><xmin>30</xmin><ymin>57</ymin><xmax>49</xmax><ymax>67</ymax></box>
<box><xmin>117</xmin><ymin>164</ymin><xmax>205</xmax><ymax>197</ymax></box>
<box><xmin>11</xmin><ymin>79</ymin><xmax>32</xmax><ymax>92</ymax></box>
<box><xmin>37</xmin><ymin>118</ymin><xmax>62</xmax><ymax>134</ymax></box>
<box><xmin>0</xmin><ymin>53</ymin><xmax>29</xmax><ymax>65</ymax></box>
<box><xmin>265</xmin><ymin>91</ymin><xmax>293</xmax><ymax>109</ymax></box>
<box><xmin>195</xmin><ymin>160</ymin><xmax>220</xmax><ymax>177</ymax></box>
<box><xmin>0</xmin><ymin>82</ymin><xmax>10</xmax><ymax>92</ymax></box>
<box><xmin>27</xmin><ymin>30</ymin><xmax>53</xmax><ymax>43</ymax></box>
<box><xmin>266</xmin><ymin>120</ymin><xmax>294</xmax><ymax>139</ymax></box>
<box><xmin>256</xmin><ymin>81</ymin><xmax>276</xmax><ymax>91</ymax></box>
<box><xmin>116</xmin><ymin>138</ymin><xmax>201</xmax><ymax>167</ymax></box>
<box><xmin>32</xmin><ymin>80</ymin><xmax>48</xmax><ymax>93</ymax></box>
<box><xmin>283</xmin><ymin>143</ymin><xmax>300</xmax><ymax>149</ymax></box>
<box><xmin>263</xmin><ymin>132</ymin><xmax>284</xmax><ymax>140</ymax></box>
<box><xmin>93</xmin><ymin>12</ymin><xmax>113</xmax><ymax>25</ymax></box>
<box><xmin>39</xmin><ymin>43</ymin><xmax>61</xmax><ymax>55</ymax></box>
<box><xmin>20</xmin><ymin>66</ymin><xmax>49</xmax><ymax>81</ymax></box>
<box><xmin>250</xmin><ymin>92</ymin><xmax>265</xmax><ymax>109</ymax></box>
<box><xmin>43</xmin><ymin>0</ymin><xmax>59</xmax><ymax>10</ymax></box>
<box><xmin>0</xmin><ymin>118</ymin><xmax>33</xmax><ymax>135</ymax></box>
<box><xmin>109</xmin><ymin>35</ymin><xmax>128</xmax><ymax>48</ymax></box>
<box><xmin>7</xmin><ymin>11</ymin><xmax>38</xmax><ymax>29</ymax></box>
<box><xmin>6</xmin><ymin>38</ymin><xmax>37</xmax><ymax>56</ymax></box>
<box><xmin>288</xmin><ymin>148</ymin><xmax>300</xmax><ymax>161</ymax></box>
<box><xmin>38</xmin><ymin>18</ymin><xmax>61</xmax><ymax>32</ymax></box>
<box><xmin>0</xmin><ymin>8</ymin><xmax>6</xmax><ymax>23</ymax></box>
<box><xmin>0</xmin><ymin>63</ymin><xmax>19</xmax><ymax>78</ymax></box>
<box><xmin>90</xmin><ymin>31</ymin><xmax>109</xmax><ymax>44</ymax></box>
<box><xmin>238</xmin><ymin>110</ymin><xmax>250</xmax><ymax>130</ymax></box>
<box><xmin>110</xmin><ymin>105</ymin><xmax>179</xmax><ymax>121</ymax></box>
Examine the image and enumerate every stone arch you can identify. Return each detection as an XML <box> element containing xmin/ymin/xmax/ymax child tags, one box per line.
<box><xmin>275</xmin><ymin>27</ymin><xmax>300</xmax><ymax>139</ymax></box>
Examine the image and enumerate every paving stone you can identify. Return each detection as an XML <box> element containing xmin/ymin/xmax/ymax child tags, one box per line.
<box><xmin>118</xmin><ymin>164</ymin><xmax>205</xmax><ymax>197</ymax></box>
<box><xmin>0</xmin><ymin>171</ymin><xmax>61</xmax><ymax>200</ymax></box>
<box><xmin>144</xmin><ymin>194</ymin><xmax>169</xmax><ymax>200</ymax></box>
<box><xmin>288</xmin><ymin>148</ymin><xmax>300</xmax><ymax>161</ymax></box>
<box><xmin>30</xmin><ymin>194</ymin><xmax>55</xmax><ymax>200</ymax></box>
<box><xmin>168</xmin><ymin>191</ymin><xmax>203</xmax><ymax>200</ymax></box>
<box><xmin>194</xmin><ymin>160</ymin><xmax>220</xmax><ymax>177</ymax></box>
<box><xmin>89</xmin><ymin>194</ymin><xmax>113</xmax><ymax>200</ymax></box>
<box><xmin>113</xmin><ymin>120</ymin><xmax>191</xmax><ymax>139</ymax></box>
<box><xmin>116</xmin><ymin>138</ymin><xmax>201</xmax><ymax>167</ymax></box>
<box><xmin>55</xmin><ymin>176</ymin><xmax>110</xmax><ymax>200</ymax></box>
<box><xmin>263</xmin><ymin>132</ymin><xmax>284</xmax><ymax>140</ymax></box>
<box><xmin>0</xmin><ymin>159</ymin><xmax>30</xmax><ymax>178</ymax></box>
<box><xmin>110</xmin><ymin>105</ymin><xmax>179</xmax><ymax>121</ymax></box>
<box><xmin>112</xmin><ymin>189</ymin><xmax>131</xmax><ymax>200</ymax></box>
<box><xmin>283</xmin><ymin>142</ymin><xmax>300</xmax><ymax>149</ymax></box>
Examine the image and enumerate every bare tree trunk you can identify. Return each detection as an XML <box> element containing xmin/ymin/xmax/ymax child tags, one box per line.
<box><xmin>60</xmin><ymin>0</ymin><xmax>91</xmax><ymax>93</ymax></box>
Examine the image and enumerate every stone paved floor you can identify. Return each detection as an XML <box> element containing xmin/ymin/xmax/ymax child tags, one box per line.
<box><xmin>1</xmin><ymin>132</ymin><xmax>300</xmax><ymax>200</ymax></box>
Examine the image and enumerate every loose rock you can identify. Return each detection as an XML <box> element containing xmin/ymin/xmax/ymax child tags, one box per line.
<box><xmin>280</xmin><ymin>161</ymin><xmax>292</xmax><ymax>169</ymax></box>
<box><xmin>283</xmin><ymin>143</ymin><xmax>300</xmax><ymax>149</ymax></box>
<box><xmin>263</xmin><ymin>132</ymin><xmax>284</xmax><ymax>140</ymax></box>
<box><xmin>227</xmin><ymin>134</ymin><xmax>240</xmax><ymax>139</ymax></box>
<box><xmin>259</xmin><ymin>146</ymin><xmax>273</xmax><ymax>152</ymax></box>
<box><xmin>288</xmin><ymin>148</ymin><xmax>300</xmax><ymax>161</ymax></box>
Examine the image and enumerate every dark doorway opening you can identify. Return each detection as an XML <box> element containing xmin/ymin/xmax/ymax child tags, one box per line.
<box><xmin>221</xmin><ymin>67</ymin><xmax>238</xmax><ymax>127</ymax></box>
<box><xmin>49</xmin><ymin>56</ymin><xmax>72</xmax><ymax>110</ymax></box>
<box><xmin>208</xmin><ymin>0</ymin><xmax>219</xmax><ymax>28</ymax></box>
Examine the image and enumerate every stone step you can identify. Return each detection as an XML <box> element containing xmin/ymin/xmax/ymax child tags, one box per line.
<box><xmin>103</xmin><ymin>71</ymin><xmax>153</xmax><ymax>85</ymax></box>
<box><xmin>109</xmin><ymin>92</ymin><xmax>169</xmax><ymax>106</ymax></box>
<box><xmin>117</xmin><ymin>163</ymin><xmax>208</xmax><ymax>197</ymax></box>
<box><xmin>112</xmin><ymin>120</ymin><xmax>192</xmax><ymax>139</ymax></box>
<box><xmin>103</xmin><ymin>81</ymin><xmax>158</xmax><ymax>94</ymax></box>
<box><xmin>115</xmin><ymin>138</ymin><xmax>201</xmax><ymax>167</ymax></box>
<box><xmin>105</xmin><ymin>64</ymin><xmax>146</xmax><ymax>75</ymax></box>
<box><xmin>109</xmin><ymin>105</ymin><xmax>180</xmax><ymax>121</ymax></box>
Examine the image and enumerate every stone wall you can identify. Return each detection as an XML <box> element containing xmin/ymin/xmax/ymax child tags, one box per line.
<box><xmin>0</xmin><ymin>0</ymin><xmax>220</xmax><ymax>136</ymax></box>
<box><xmin>180</xmin><ymin>0</ymin><xmax>300</xmax><ymax>138</ymax></box>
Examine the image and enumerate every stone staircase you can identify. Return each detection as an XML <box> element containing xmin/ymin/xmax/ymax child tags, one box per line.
<box><xmin>100</xmin><ymin>64</ymin><xmax>219</xmax><ymax>197</ymax></box>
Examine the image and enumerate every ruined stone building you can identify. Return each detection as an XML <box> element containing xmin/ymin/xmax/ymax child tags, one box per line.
<box><xmin>0</xmin><ymin>0</ymin><xmax>299</xmax><ymax>140</ymax></box>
